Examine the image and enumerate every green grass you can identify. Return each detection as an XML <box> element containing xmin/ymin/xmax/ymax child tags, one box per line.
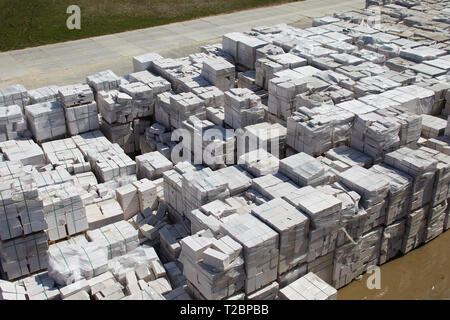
<box><xmin>0</xmin><ymin>0</ymin><xmax>300</xmax><ymax>52</ymax></box>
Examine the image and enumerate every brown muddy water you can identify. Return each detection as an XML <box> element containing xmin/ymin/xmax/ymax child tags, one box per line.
<box><xmin>338</xmin><ymin>230</ymin><xmax>450</xmax><ymax>300</ymax></box>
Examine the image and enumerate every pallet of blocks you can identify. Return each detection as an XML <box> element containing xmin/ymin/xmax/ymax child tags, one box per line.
<box><xmin>268</xmin><ymin>76</ymin><xmax>308</xmax><ymax>121</ymax></box>
<box><xmin>251</xmin><ymin>198</ymin><xmax>309</xmax><ymax>275</ymax></box>
<box><xmin>100</xmin><ymin>119</ymin><xmax>135</xmax><ymax>154</ymax></box>
<box><xmin>163</xmin><ymin>161</ymin><xmax>199</xmax><ymax>221</ymax></box>
<box><xmin>85</xmin><ymin>199</ymin><xmax>124</xmax><ymax>230</ymax></box>
<box><xmin>286</xmin><ymin>105</ymin><xmax>354</xmax><ymax>156</ymax></box>
<box><xmin>0</xmin><ymin>232</ymin><xmax>48</xmax><ymax>280</ymax></box>
<box><xmin>119</xmin><ymin>82</ymin><xmax>154</xmax><ymax>119</ymax></box>
<box><xmin>0</xmin><ymin>279</ymin><xmax>27</xmax><ymax>300</ymax></box>
<box><xmin>0</xmin><ymin>173</ymin><xmax>47</xmax><ymax>240</ymax></box>
<box><xmin>74</xmin><ymin>134</ymin><xmax>136</xmax><ymax>183</ymax></box>
<box><xmin>338</xmin><ymin>166</ymin><xmax>390</xmax><ymax>235</ymax></box>
<box><xmin>136</xmin><ymin>151</ymin><xmax>173</xmax><ymax>180</ymax></box>
<box><xmin>0</xmin><ymin>84</ymin><xmax>30</xmax><ymax>110</ymax></box>
<box><xmin>279</xmin><ymin>152</ymin><xmax>330</xmax><ymax>187</ymax></box>
<box><xmin>368</xmin><ymin>164</ymin><xmax>413</xmax><ymax>225</ymax></box>
<box><xmin>379</xmin><ymin>219</ymin><xmax>407</xmax><ymax>265</ymax></box>
<box><xmin>224</xmin><ymin>88</ymin><xmax>265</xmax><ymax>129</ymax></box>
<box><xmin>25</xmin><ymin>101</ymin><xmax>67</xmax><ymax>142</ymax></box>
<box><xmin>283</xmin><ymin>186</ymin><xmax>342</xmax><ymax>262</ymax></box>
<box><xmin>181</xmin><ymin>168</ymin><xmax>230</xmax><ymax>217</ymax></box>
<box><xmin>97</xmin><ymin>90</ymin><xmax>134</xmax><ymax>124</ymax></box>
<box><xmin>58</xmin><ymin>84</ymin><xmax>98</xmax><ymax>136</ymax></box>
<box><xmin>0</xmin><ymin>138</ymin><xmax>45</xmax><ymax>166</ymax></box>
<box><xmin>201</xmin><ymin>57</ymin><xmax>235</xmax><ymax>91</ymax></box>
<box><xmin>169</xmin><ymin>92</ymin><xmax>206</xmax><ymax>129</ymax></box>
<box><xmin>28</xmin><ymin>85</ymin><xmax>59</xmax><ymax>104</ymax></box>
<box><xmin>316</xmin><ymin>182</ymin><xmax>362</xmax><ymax>247</ymax></box>
<box><xmin>238</xmin><ymin>148</ymin><xmax>279</xmax><ymax>177</ymax></box>
<box><xmin>278</xmin><ymin>272</ymin><xmax>337</xmax><ymax>300</ymax></box>
<box><xmin>222</xmin><ymin>32</ymin><xmax>268</xmax><ymax>70</ymax></box>
<box><xmin>86</xmin><ymin>70</ymin><xmax>121</xmax><ymax>93</ymax></box>
<box><xmin>47</xmin><ymin>241</ymin><xmax>108</xmax><ymax>286</ymax></box>
<box><xmin>38</xmin><ymin>182</ymin><xmax>88</xmax><ymax>241</ymax></box>
<box><xmin>22</xmin><ymin>271</ymin><xmax>61</xmax><ymax>300</ymax></box>
<box><xmin>180</xmin><ymin>230</ymin><xmax>245</xmax><ymax>300</ymax></box>
<box><xmin>243</xmin><ymin>122</ymin><xmax>287</xmax><ymax>158</ymax></box>
<box><xmin>0</xmin><ymin>105</ymin><xmax>30</xmax><ymax>142</ymax></box>
<box><xmin>332</xmin><ymin>228</ymin><xmax>383</xmax><ymax>289</ymax></box>
<box><xmin>219</xmin><ymin>213</ymin><xmax>279</xmax><ymax>294</ymax></box>
<box><xmin>86</xmin><ymin>220</ymin><xmax>139</xmax><ymax>259</ymax></box>
<box><xmin>41</xmin><ymin>138</ymin><xmax>91</xmax><ymax>174</ymax></box>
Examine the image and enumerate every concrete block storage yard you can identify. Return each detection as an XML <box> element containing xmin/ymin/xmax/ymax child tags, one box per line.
<box><xmin>0</xmin><ymin>0</ymin><xmax>450</xmax><ymax>300</ymax></box>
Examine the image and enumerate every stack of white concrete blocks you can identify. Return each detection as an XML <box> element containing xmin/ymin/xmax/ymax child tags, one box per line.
<box><xmin>224</xmin><ymin>88</ymin><xmax>265</xmax><ymax>129</ymax></box>
<box><xmin>47</xmin><ymin>242</ymin><xmax>108</xmax><ymax>286</ymax></box>
<box><xmin>85</xmin><ymin>199</ymin><xmax>123</xmax><ymax>230</ymax></box>
<box><xmin>420</xmin><ymin>114</ymin><xmax>447</xmax><ymax>139</ymax></box>
<box><xmin>39</xmin><ymin>182</ymin><xmax>88</xmax><ymax>241</ymax></box>
<box><xmin>268</xmin><ymin>76</ymin><xmax>308</xmax><ymax>121</ymax></box>
<box><xmin>369</xmin><ymin>164</ymin><xmax>412</xmax><ymax>225</ymax></box>
<box><xmin>0</xmin><ymin>279</ymin><xmax>27</xmax><ymax>300</ymax></box>
<box><xmin>375</xmin><ymin>106</ymin><xmax>422</xmax><ymax>147</ymax></box>
<box><xmin>201</xmin><ymin>57</ymin><xmax>235</xmax><ymax>92</ymax></box>
<box><xmin>279</xmin><ymin>272</ymin><xmax>337</xmax><ymax>300</ymax></box>
<box><xmin>119</xmin><ymin>82</ymin><xmax>154</xmax><ymax>119</ymax></box>
<box><xmin>242</xmin><ymin>122</ymin><xmax>286</xmax><ymax>158</ymax></box>
<box><xmin>24</xmin><ymin>101</ymin><xmax>66</xmax><ymax>143</ymax></box>
<box><xmin>286</xmin><ymin>105</ymin><xmax>354</xmax><ymax>156</ymax></box>
<box><xmin>238</xmin><ymin>149</ymin><xmax>279</xmax><ymax>177</ymax></box>
<box><xmin>256</xmin><ymin>53</ymin><xmax>307</xmax><ymax>90</ymax></box>
<box><xmin>87</xmin><ymin>220</ymin><xmax>139</xmax><ymax>259</ymax></box>
<box><xmin>181</xmin><ymin>168</ymin><xmax>230</xmax><ymax>217</ymax></box>
<box><xmin>41</xmin><ymin>138</ymin><xmax>91</xmax><ymax>174</ymax></box>
<box><xmin>58</xmin><ymin>84</ymin><xmax>98</xmax><ymax>136</ymax></box>
<box><xmin>252</xmin><ymin>198</ymin><xmax>309</xmax><ymax>275</ymax></box>
<box><xmin>169</xmin><ymin>92</ymin><xmax>206</xmax><ymax>129</ymax></box>
<box><xmin>222</xmin><ymin>32</ymin><xmax>268</xmax><ymax>70</ymax></box>
<box><xmin>87</xmin><ymin>70</ymin><xmax>121</xmax><ymax>93</ymax></box>
<box><xmin>163</xmin><ymin>161</ymin><xmax>198</xmax><ymax>221</ymax></box>
<box><xmin>22</xmin><ymin>271</ymin><xmax>61</xmax><ymax>300</ymax></box>
<box><xmin>97</xmin><ymin>90</ymin><xmax>134</xmax><ymax>153</ymax></box>
<box><xmin>0</xmin><ymin>232</ymin><xmax>48</xmax><ymax>280</ymax></box>
<box><xmin>28</xmin><ymin>85</ymin><xmax>59</xmax><ymax>104</ymax></box>
<box><xmin>338</xmin><ymin>166</ymin><xmax>390</xmax><ymax>235</ymax></box>
<box><xmin>332</xmin><ymin>228</ymin><xmax>382</xmax><ymax>289</ymax></box>
<box><xmin>283</xmin><ymin>186</ymin><xmax>342</xmax><ymax>263</ymax></box>
<box><xmin>220</xmin><ymin>213</ymin><xmax>279</xmax><ymax>295</ymax></box>
<box><xmin>182</xmin><ymin>116</ymin><xmax>235</xmax><ymax>169</ymax></box>
<box><xmin>136</xmin><ymin>151</ymin><xmax>173</xmax><ymax>180</ymax></box>
<box><xmin>0</xmin><ymin>139</ymin><xmax>42</xmax><ymax>167</ymax></box>
<box><xmin>280</xmin><ymin>152</ymin><xmax>329</xmax><ymax>187</ymax></box>
<box><xmin>379</xmin><ymin>219</ymin><xmax>406</xmax><ymax>265</ymax></box>
<box><xmin>384</xmin><ymin>147</ymin><xmax>438</xmax><ymax>253</ymax></box>
<box><xmin>316</xmin><ymin>182</ymin><xmax>361</xmax><ymax>247</ymax></box>
<box><xmin>0</xmin><ymin>85</ymin><xmax>29</xmax><ymax>110</ymax></box>
<box><xmin>73</xmin><ymin>131</ymin><xmax>136</xmax><ymax>183</ymax></box>
<box><xmin>0</xmin><ymin>105</ymin><xmax>29</xmax><ymax>142</ymax></box>
<box><xmin>180</xmin><ymin>231</ymin><xmax>245</xmax><ymax>300</ymax></box>
<box><xmin>350</xmin><ymin>112</ymin><xmax>401</xmax><ymax>162</ymax></box>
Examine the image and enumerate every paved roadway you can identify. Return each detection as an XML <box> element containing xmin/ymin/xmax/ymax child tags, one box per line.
<box><xmin>0</xmin><ymin>0</ymin><xmax>364</xmax><ymax>89</ymax></box>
